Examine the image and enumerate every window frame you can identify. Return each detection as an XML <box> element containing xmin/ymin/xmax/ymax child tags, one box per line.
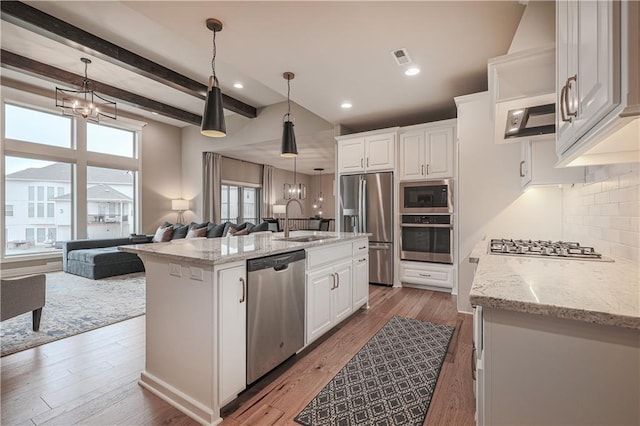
<box><xmin>220</xmin><ymin>181</ymin><xmax>261</xmax><ymax>225</ymax></box>
<box><xmin>1</xmin><ymin>90</ymin><xmax>144</xmax><ymax>261</ymax></box>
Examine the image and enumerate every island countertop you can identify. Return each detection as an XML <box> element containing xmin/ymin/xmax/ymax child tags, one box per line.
<box><xmin>469</xmin><ymin>239</ymin><xmax>640</xmax><ymax>330</ymax></box>
<box><xmin>119</xmin><ymin>231</ymin><xmax>369</xmax><ymax>266</ymax></box>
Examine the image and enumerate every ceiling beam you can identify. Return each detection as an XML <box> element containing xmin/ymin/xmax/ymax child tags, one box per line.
<box><xmin>0</xmin><ymin>1</ymin><xmax>257</xmax><ymax>119</ymax></box>
<box><xmin>1</xmin><ymin>49</ymin><xmax>203</xmax><ymax>126</ymax></box>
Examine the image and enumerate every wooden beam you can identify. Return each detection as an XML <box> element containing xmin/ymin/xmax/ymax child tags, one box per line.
<box><xmin>1</xmin><ymin>49</ymin><xmax>203</xmax><ymax>126</ymax></box>
<box><xmin>0</xmin><ymin>1</ymin><xmax>257</xmax><ymax>119</ymax></box>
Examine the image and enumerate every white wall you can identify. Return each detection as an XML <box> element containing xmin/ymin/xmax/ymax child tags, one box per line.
<box><xmin>563</xmin><ymin>163</ymin><xmax>640</xmax><ymax>261</ymax></box>
<box><xmin>456</xmin><ymin>92</ymin><xmax>563</xmax><ymax>313</ymax></box>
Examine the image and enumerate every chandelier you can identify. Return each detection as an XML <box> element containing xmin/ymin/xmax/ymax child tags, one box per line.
<box><xmin>283</xmin><ymin>158</ymin><xmax>306</xmax><ymax>200</ymax></box>
<box><xmin>55</xmin><ymin>58</ymin><xmax>117</xmax><ymax>122</ymax></box>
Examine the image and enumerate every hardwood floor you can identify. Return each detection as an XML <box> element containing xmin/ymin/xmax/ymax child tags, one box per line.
<box><xmin>1</xmin><ymin>286</ymin><xmax>475</xmax><ymax>425</ymax></box>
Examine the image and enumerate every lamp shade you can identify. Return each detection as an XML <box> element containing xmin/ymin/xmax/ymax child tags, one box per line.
<box><xmin>281</xmin><ymin>120</ymin><xmax>298</xmax><ymax>157</ymax></box>
<box><xmin>171</xmin><ymin>199</ymin><xmax>189</xmax><ymax>211</ymax></box>
<box><xmin>201</xmin><ymin>85</ymin><xmax>226</xmax><ymax>137</ymax></box>
<box><xmin>273</xmin><ymin>205</ymin><xmax>286</xmax><ymax>214</ymax></box>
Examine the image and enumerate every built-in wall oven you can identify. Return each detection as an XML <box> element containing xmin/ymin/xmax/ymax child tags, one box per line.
<box><xmin>400</xmin><ymin>180</ymin><xmax>454</xmax><ymax>263</ymax></box>
<box><xmin>400</xmin><ymin>214</ymin><xmax>453</xmax><ymax>264</ymax></box>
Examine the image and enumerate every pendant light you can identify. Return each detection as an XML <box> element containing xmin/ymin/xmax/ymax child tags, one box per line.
<box><xmin>281</xmin><ymin>72</ymin><xmax>298</xmax><ymax>157</ymax></box>
<box><xmin>55</xmin><ymin>57</ymin><xmax>117</xmax><ymax>122</ymax></box>
<box><xmin>283</xmin><ymin>158</ymin><xmax>306</xmax><ymax>200</ymax></box>
<box><xmin>201</xmin><ymin>18</ymin><xmax>226</xmax><ymax>137</ymax></box>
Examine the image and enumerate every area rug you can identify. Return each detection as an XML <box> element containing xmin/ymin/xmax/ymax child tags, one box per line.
<box><xmin>1</xmin><ymin>271</ymin><xmax>145</xmax><ymax>357</ymax></box>
<box><xmin>295</xmin><ymin>316</ymin><xmax>454</xmax><ymax>426</ymax></box>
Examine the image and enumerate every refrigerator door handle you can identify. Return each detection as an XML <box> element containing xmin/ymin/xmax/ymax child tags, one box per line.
<box><xmin>362</xmin><ymin>178</ymin><xmax>367</xmax><ymax>233</ymax></box>
<box><xmin>358</xmin><ymin>177</ymin><xmax>364</xmax><ymax>233</ymax></box>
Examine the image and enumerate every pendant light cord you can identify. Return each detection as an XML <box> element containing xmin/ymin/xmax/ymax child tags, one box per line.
<box><xmin>287</xmin><ymin>77</ymin><xmax>291</xmax><ymax>117</ymax></box>
<box><xmin>211</xmin><ymin>28</ymin><xmax>217</xmax><ymax>81</ymax></box>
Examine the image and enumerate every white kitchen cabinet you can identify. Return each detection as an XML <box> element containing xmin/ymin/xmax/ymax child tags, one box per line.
<box><xmin>476</xmin><ymin>307</ymin><xmax>639</xmax><ymax>425</ymax></box>
<box><xmin>217</xmin><ymin>263</ymin><xmax>247</xmax><ymax>405</ymax></box>
<box><xmin>336</xmin><ymin>130</ymin><xmax>397</xmax><ymax>174</ymax></box>
<box><xmin>306</xmin><ymin>260</ymin><xmax>353</xmax><ymax>344</ymax></box>
<box><xmin>305</xmin><ymin>240</ymin><xmax>368</xmax><ymax>345</ymax></box>
<box><xmin>352</xmin><ymin>240</ymin><xmax>369</xmax><ymax>310</ymax></box>
<box><xmin>400</xmin><ymin>261</ymin><xmax>453</xmax><ymax>292</ymax></box>
<box><xmin>399</xmin><ymin>121</ymin><xmax>455</xmax><ymax>181</ymax></box>
<box><xmin>519</xmin><ymin>139</ymin><xmax>585</xmax><ymax>188</ymax></box>
<box><xmin>556</xmin><ymin>0</ymin><xmax>639</xmax><ymax>166</ymax></box>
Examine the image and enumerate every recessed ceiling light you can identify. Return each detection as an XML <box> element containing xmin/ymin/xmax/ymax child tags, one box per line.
<box><xmin>405</xmin><ymin>67</ymin><xmax>420</xmax><ymax>76</ymax></box>
<box><xmin>233</xmin><ymin>82</ymin><xmax>243</xmax><ymax>89</ymax></box>
<box><xmin>341</xmin><ymin>102</ymin><xmax>352</xmax><ymax>109</ymax></box>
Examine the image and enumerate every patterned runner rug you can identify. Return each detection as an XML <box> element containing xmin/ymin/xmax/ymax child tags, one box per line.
<box><xmin>295</xmin><ymin>316</ymin><xmax>454</xmax><ymax>426</ymax></box>
<box><xmin>1</xmin><ymin>271</ymin><xmax>145</xmax><ymax>357</ymax></box>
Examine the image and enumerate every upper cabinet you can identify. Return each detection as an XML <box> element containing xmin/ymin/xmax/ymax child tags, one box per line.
<box><xmin>520</xmin><ymin>139</ymin><xmax>585</xmax><ymax>188</ymax></box>
<box><xmin>399</xmin><ymin>120</ymin><xmax>455</xmax><ymax>181</ymax></box>
<box><xmin>556</xmin><ymin>0</ymin><xmax>640</xmax><ymax>166</ymax></box>
<box><xmin>336</xmin><ymin>129</ymin><xmax>397</xmax><ymax>174</ymax></box>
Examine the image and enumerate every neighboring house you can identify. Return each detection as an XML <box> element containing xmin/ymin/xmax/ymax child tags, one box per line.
<box><xmin>5</xmin><ymin>163</ymin><xmax>133</xmax><ymax>254</ymax></box>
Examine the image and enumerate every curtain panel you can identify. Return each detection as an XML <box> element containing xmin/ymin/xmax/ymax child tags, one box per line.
<box><xmin>202</xmin><ymin>152</ymin><xmax>222</xmax><ymax>223</ymax></box>
<box><xmin>262</xmin><ymin>164</ymin><xmax>274</xmax><ymax>218</ymax></box>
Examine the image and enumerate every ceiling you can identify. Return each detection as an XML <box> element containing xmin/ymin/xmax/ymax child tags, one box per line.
<box><xmin>1</xmin><ymin>1</ymin><xmax>526</xmax><ymax>174</ymax></box>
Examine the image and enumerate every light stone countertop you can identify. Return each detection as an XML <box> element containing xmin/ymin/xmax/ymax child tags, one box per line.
<box><xmin>469</xmin><ymin>239</ymin><xmax>640</xmax><ymax>330</ymax></box>
<box><xmin>120</xmin><ymin>231</ymin><xmax>369</xmax><ymax>266</ymax></box>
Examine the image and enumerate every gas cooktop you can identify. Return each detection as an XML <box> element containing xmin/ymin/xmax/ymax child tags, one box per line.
<box><xmin>489</xmin><ymin>239</ymin><xmax>614</xmax><ymax>261</ymax></box>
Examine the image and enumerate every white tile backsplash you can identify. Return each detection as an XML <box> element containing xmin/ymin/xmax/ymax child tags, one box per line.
<box><xmin>563</xmin><ymin>163</ymin><xmax>640</xmax><ymax>261</ymax></box>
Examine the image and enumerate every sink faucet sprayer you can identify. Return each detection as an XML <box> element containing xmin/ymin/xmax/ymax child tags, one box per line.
<box><xmin>284</xmin><ymin>198</ymin><xmax>303</xmax><ymax>238</ymax></box>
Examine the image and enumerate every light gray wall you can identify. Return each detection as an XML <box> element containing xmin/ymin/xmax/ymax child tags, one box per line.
<box><xmin>140</xmin><ymin>120</ymin><xmax>183</xmax><ymax>232</ymax></box>
<box><xmin>456</xmin><ymin>92</ymin><xmax>563</xmax><ymax>313</ymax></box>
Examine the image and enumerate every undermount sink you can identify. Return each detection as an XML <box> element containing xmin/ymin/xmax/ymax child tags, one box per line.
<box><xmin>275</xmin><ymin>235</ymin><xmax>337</xmax><ymax>243</ymax></box>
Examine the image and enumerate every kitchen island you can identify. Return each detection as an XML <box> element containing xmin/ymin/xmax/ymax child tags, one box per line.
<box><xmin>121</xmin><ymin>231</ymin><xmax>370</xmax><ymax>425</ymax></box>
<box><xmin>469</xmin><ymin>239</ymin><xmax>639</xmax><ymax>425</ymax></box>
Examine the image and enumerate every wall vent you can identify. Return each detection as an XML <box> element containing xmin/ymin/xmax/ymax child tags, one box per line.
<box><xmin>390</xmin><ymin>48</ymin><xmax>412</xmax><ymax>66</ymax></box>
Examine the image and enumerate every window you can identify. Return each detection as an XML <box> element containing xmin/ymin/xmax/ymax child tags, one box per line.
<box><xmin>86</xmin><ymin>166</ymin><xmax>135</xmax><ymax>239</ymax></box>
<box><xmin>221</xmin><ymin>184</ymin><xmax>260</xmax><ymax>224</ymax></box>
<box><xmin>4</xmin><ymin>104</ymin><xmax>71</xmax><ymax>147</ymax></box>
<box><xmin>4</xmin><ymin>156</ymin><xmax>72</xmax><ymax>256</ymax></box>
<box><xmin>2</xmin><ymin>101</ymin><xmax>141</xmax><ymax>259</ymax></box>
<box><xmin>87</xmin><ymin>123</ymin><xmax>136</xmax><ymax>158</ymax></box>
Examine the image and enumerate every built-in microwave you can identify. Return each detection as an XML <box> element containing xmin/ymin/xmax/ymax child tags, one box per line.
<box><xmin>400</xmin><ymin>180</ymin><xmax>453</xmax><ymax>214</ymax></box>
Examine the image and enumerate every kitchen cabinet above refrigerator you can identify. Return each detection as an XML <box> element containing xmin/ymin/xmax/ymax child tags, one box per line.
<box><xmin>336</xmin><ymin>129</ymin><xmax>397</xmax><ymax>175</ymax></box>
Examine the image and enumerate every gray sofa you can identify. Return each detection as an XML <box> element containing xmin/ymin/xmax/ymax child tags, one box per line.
<box><xmin>63</xmin><ymin>236</ymin><xmax>152</xmax><ymax>280</ymax></box>
<box><xmin>1</xmin><ymin>274</ymin><xmax>46</xmax><ymax>331</ymax></box>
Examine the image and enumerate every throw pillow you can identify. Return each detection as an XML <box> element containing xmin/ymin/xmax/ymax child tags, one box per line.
<box><xmin>152</xmin><ymin>225</ymin><xmax>173</xmax><ymax>243</ymax></box>
<box><xmin>172</xmin><ymin>223</ymin><xmax>189</xmax><ymax>239</ymax></box>
<box><xmin>186</xmin><ymin>226</ymin><xmax>207</xmax><ymax>239</ymax></box>
<box><xmin>249</xmin><ymin>222</ymin><xmax>270</xmax><ymax>233</ymax></box>
<box><xmin>207</xmin><ymin>222</ymin><xmax>227</xmax><ymax>238</ymax></box>
<box><xmin>228</xmin><ymin>226</ymin><xmax>249</xmax><ymax>236</ymax></box>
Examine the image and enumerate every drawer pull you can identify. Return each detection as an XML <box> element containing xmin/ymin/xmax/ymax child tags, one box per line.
<box><xmin>358</xmin><ymin>258</ymin><xmax>367</xmax><ymax>263</ymax></box>
<box><xmin>419</xmin><ymin>273</ymin><xmax>432</xmax><ymax>277</ymax></box>
<box><xmin>359</xmin><ymin>246</ymin><xmax>367</xmax><ymax>250</ymax></box>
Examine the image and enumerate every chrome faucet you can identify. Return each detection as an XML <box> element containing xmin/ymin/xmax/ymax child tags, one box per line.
<box><xmin>284</xmin><ymin>198</ymin><xmax>303</xmax><ymax>237</ymax></box>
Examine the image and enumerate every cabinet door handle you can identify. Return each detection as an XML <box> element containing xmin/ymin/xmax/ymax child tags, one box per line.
<box><xmin>336</xmin><ymin>272</ymin><xmax>340</xmax><ymax>288</ymax></box>
<box><xmin>419</xmin><ymin>273</ymin><xmax>432</xmax><ymax>277</ymax></box>
<box><xmin>366</xmin><ymin>158</ymin><xmax>369</xmax><ymax>168</ymax></box>
<box><xmin>358</xmin><ymin>258</ymin><xmax>367</xmax><ymax>263</ymax></box>
<box><xmin>560</xmin><ymin>83</ymin><xmax>570</xmax><ymax>122</ymax></box>
<box><xmin>566</xmin><ymin>75</ymin><xmax>578</xmax><ymax>118</ymax></box>
<box><xmin>471</xmin><ymin>346</ymin><xmax>477</xmax><ymax>380</ymax></box>
<box><xmin>359</xmin><ymin>246</ymin><xmax>367</xmax><ymax>250</ymax></box>
<box><xmin>331</xmin><ymin>273</ymin><xmax>336</xmax><ymax>290</ymax></box>
<box><xmin>361</xmin><ymin>158</ymin><xmax>364</xmax><ymax>168</ymax></box>
<box><xmin>421</xmin><ymin>164</ymin><xmax>425</xmax><ymax>175</ymax></box>
<box><xmin>426</xmin><ymin>164</ymin><xmax>430</xmax><ymax>175</ymax></box>
<box><xmin>519</xmin><ymin>160</ymin><xmax>525</xmax><ymax>177</ymax></box>
<box><xmin>239</xmin><ymin>277</ymin><xmax>246</xmax><ymax>303</ymax></box>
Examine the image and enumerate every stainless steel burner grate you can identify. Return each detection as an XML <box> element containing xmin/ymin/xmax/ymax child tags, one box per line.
<box><xmin>489</xmin><ymin>239</ymin><xmax>612</xmax><ymax>261</ymax></box>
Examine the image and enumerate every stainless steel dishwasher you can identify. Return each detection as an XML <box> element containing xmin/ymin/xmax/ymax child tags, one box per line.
<box><xmin>246</xmin><ymin>250</ymin><xmax>306</xmax><ymax>384</ymax></box>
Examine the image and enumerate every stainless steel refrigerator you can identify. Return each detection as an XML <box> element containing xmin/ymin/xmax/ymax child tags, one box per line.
<box><xmin>340</xmin><ymin>172</ymin><xmax>393</xmax><ymax>286</ymax></box>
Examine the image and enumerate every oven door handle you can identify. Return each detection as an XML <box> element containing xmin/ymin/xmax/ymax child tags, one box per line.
<box><xmin>400</xmin><ymin>223</ymin><xmax>452</xmax><ymax>229</ymax></box>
